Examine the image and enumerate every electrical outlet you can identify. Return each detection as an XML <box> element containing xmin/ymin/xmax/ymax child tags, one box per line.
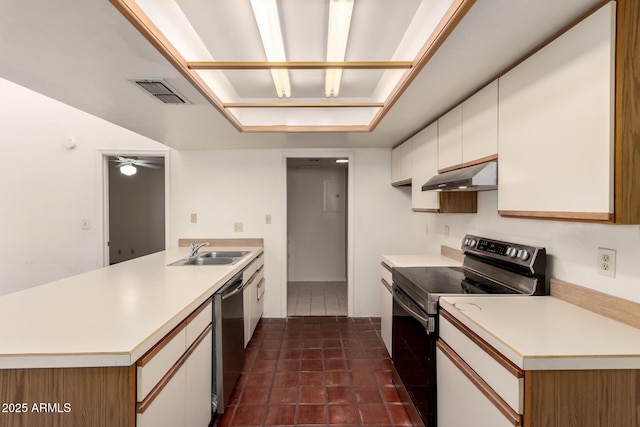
<box><xmin>81</xmin><ymin>219</ymin><xmax>91</xmax><ymax>230</ymax></box>
<box><xmin>597</xmin><ymin>248</ymin><xmax>616</xmax><ymax>278</ymax></box>
<box><xmin>190</xmin><ymin>213</ymin><xmax>197</xmax><ymax>223</ymax></box>
<box><xmin>234</xmin><ymin>222</ymin><xmax>243</xmax><ymax>232</ymax></box>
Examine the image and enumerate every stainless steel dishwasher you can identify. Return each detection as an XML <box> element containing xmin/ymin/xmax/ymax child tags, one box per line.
<box><xmin>212</xmin><ymin>271</ymin><xmax>244</xmax><ymax>415</ymax></box>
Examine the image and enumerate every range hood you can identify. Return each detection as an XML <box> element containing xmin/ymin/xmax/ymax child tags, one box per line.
<box><xmin>422</xmin><ymin>162</ymin><xmax>497</xmax><ymax>192</ymax></box>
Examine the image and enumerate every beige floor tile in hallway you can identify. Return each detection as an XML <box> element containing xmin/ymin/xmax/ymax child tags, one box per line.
<box><xmin>287</xmin><ymin>282</ymin><xmax>348</xmax><ymax>316</ymax></box>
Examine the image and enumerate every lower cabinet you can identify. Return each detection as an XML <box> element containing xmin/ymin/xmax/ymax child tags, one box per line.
<box><xmin>137</xmin><ymin>299</ymin><xmax>213</xmax><ymax>427</ymax></box>
<box><xmin>243</xmin><ymin>255</ymin><xmax>265</xmax><ymax>347</ymax></box>
<box><xmin>380</xmin><ymin>261</ymin><xmax>393</xmax><ymax>356</ymax></box>
<box><xmin>438</xmin><ymin>308</ymin><xmax>640</xmax><ymax>427</ymax></box>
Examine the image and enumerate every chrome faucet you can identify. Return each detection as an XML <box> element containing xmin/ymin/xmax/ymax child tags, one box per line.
<box><xmin>188</xmin><ymin>242</ymin><xmax>209</xmax><ymax>260</ymax></box>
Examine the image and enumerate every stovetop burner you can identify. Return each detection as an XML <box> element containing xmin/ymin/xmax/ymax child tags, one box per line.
<box><xmin>392</xmin><ymin>235</ymin><xmax>547</xmax><ymax>315</ymax></box>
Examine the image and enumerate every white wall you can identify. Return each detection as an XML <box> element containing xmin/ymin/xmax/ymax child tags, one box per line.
<box><xmin>0</xmin><ymin>78</ymin><xmax>169</xmax><ymax>296</ymax></box>
<box><xmin>410</xmin><ymin>190</ymin><xmax>640</xmax><ymax>303</ymax></box>
<box><xmin>169</xmin><ymin>149</ymin><xmax>417</xmax><ymax>317</ymax></box>
<box><xmin>287</xmin><ymin>166</ymin><xmax>347</xmax><ymax>282</ymax></box>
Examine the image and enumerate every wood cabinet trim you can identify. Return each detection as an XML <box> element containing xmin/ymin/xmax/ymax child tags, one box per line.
<box><xmin>498</xmin><ymin>210</ymin><xmax>613</xmax><ymax>223</ymax></box>
<box><xmin>441</xmin><ymin>309</ymin><xmax>523</xmax><ymax>378</ymax></box>
<box><xmin>137</xmin><ymin>323</ymin><xmax>212</xmax><ymax>414</ymax></box>
<box><xmin>461</xmin><ymin>154</ymin><xmax>498</xmax><ymax>168</ymax></box>
<box><xmin>381</xmin><ymin>261</ymin><xmax>393</xmax><ymax>272</ymax></box>
<box><xmin>137</xmin><ymin>320</ymin><xmax>187</xmax><ymax>368</ymax></box>
<box><xmin>244</xmin><ymin>265</ymin><xmax>264</xmax><ymax>290</ymax></box>
<box><xmin>391</xmin><ymin>178</ymin><xmax>412</xmax><ymax>187</ymax></box>
<box><xmin>437</xmin><ymin>340</ymin><xmax>522</xmax><ymax>426</ymax></box>
<box><xmin>412</xmin><ymin>208</ymin><xmax>441</xmax><ymax>213</ymax></box>
<box><xmin>551</xmin><ymin>278</ymin><xmax>640</xmax><ymax>330</ymax></box>
<box><xmin>185</xmin><ymin>298</ymin><xmax>212</xmax><ymax>327</ymax></box>
<box><xmin>439</xmin><ymin>192</ymin><xmax>477</xmax><ymax>213</ymax></box>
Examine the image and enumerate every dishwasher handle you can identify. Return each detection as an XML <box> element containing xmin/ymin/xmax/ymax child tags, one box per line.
<box><xmin>216</xmin><ymin>272</ymin><xmax>244</xmax><ymax>300</ymax></box>
<box><xmin>393</xmin><ymin>288</ymin><xmax>435</xmax><ymax>334</ymax></box>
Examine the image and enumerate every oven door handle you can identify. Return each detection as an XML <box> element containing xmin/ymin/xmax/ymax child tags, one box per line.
<box><xmin>393</xmin><ymin>289</ymin><xmax>435</xmax><ymax>334</ymax></box>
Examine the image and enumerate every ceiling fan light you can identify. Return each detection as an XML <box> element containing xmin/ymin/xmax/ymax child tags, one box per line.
<box><xmin>250</xmin><ymin>0</ymin><xmax>291</xmax><ymax>98</ymax></box>
<box><xmin>120</xmin><ymin>164</ymin><xmax>137</xmax><ymax>176</ymax></box>
<box><xmin>325</xmin><ymin>0</ymin><xmax>355</xmax><ymax>98</ymax></box>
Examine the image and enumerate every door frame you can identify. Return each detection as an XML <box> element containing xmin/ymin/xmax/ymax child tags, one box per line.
<box><xmin>97</xmin><ymin>149</ymin><xmax>171</xmax><ymax>267</ymax></box>
<box><xmin>282</xmin><ymin>150</ymin><xmax>355</xmax><ymax>317</ymax></box>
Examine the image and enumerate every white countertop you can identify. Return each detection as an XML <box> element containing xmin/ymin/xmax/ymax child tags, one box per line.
<box><xmin>382</xmin><ymin>253</ymin><xmax>462</xmax><ymax>268</ymax></box>
<box><xmin>0</xmin><ymin>247</ymin><xmax>262</xmax><ymax>369</ymax></box>
<box><xmin>440</xmin><ymin>296</ymin><xmax>640</xmax><ymax>370</ymax></box>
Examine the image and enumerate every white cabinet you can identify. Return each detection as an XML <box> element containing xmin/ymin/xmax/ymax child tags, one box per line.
<box><xmin>391</xmin><ymin>140</ymin><xmax>412</xmax><ymax>185</ymax></box>
<box><xmin>437</xmin><ymin>310</ymin><xmax>523</xmax><ymax>427</ymax></box>
<box><xmin>186</xmin><ymin>329</ymin><xmax>213</xmax><ymax>427</ymax></box>
<box><xmin>380</xmin><ymin>261</ymin><xmax>393</xmax><ymax>356</ymax></box>
<box><xmin>436</xmin><ymin>346</ymin><xmax>515</xmax><ymax>427</ymax></box>
<box><xmin>136</xmin><ymin>299</ymin><xmax>213</xmax><ymax>427</ymax></box>
<box><xmin>498</xmin><ymin>3</ymin><xmax>615</xmax><ymax>221</ymax></box>
<box><xmin>437</xmin><ymin>104</ymin><xmax>463</xmax><ymax>171</ymax></box>
<box><xmin>243</xmin><ymin>255</ymin><xmax>264</xmax><ymax>347</ymax></box>
<box><xmin>411</xmin><ymin>122</ymin><xmax>440</xmax><ymax>211</ymax></box>
<box><xmin>462</xmin><ymin>80</ymin><xmax>498</xmax><ymax>165</ymax></box>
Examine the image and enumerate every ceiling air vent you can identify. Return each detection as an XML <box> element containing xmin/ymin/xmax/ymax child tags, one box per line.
<box><xmin>133</xmin><ymin>79</ymin><xmax>190</xmax><ymax>104</ymax></box>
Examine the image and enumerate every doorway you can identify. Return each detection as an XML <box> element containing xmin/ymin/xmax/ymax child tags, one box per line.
<box><xmin>286</xmin><ymin>157</ymin><xmax>348</xmax><ymax>316</ymax></box>
<box><xmin>106</xmin><ymin>155</ymin><xmax>166</xmax><ymax>265</ymax></box>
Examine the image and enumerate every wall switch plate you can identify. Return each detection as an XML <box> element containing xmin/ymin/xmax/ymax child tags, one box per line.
<box><xmin>234</xmin><ymin>222</ymin><xmax>243</xmax><ymax>232</ymax></box>
<box><xmin>265</xmin><ymin>214</ymin><xmax>271</xmax><ymax>225</ymax></box>
<box><xmin>81</xmin><ymin>219</ymin><xmax>91</xmax><ymax>230</ymax></box>
<box><xmin>444</xmin><ymin>225</ymin><xmax>450</xmax><ymax>237</ymax></box>
<box><xmin>190</xmin><ymin>213</ymin><xmax>197</xmax><ymax>223</ymax></box>
<box><xmin>425</xmin><ymin>224</ymin><xmax>429</xmax><ymax>234</ymax></box>
<box><xmin>597</xmin><ymin>248</ymin><xmax>616</xmax><ymax>278</ymax></box>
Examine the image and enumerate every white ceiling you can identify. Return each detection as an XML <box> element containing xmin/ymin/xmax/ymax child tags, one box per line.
<box><xmin>0</xmin><ymin>0</ymin><xmax>601</xmax><ymax>150</ymax></box>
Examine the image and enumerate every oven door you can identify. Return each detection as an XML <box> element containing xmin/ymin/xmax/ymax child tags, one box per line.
<box><xmin>392</xmin><ymin>286</ymin><xmax>436</xmax><ymax>427</ymax></box>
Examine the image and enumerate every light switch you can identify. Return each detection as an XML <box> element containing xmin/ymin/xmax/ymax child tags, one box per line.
<box><xmin>81</xmin><ymin>219</ymin><xmax>91</xmax><ymax>230</ymax></box>
<box><xmin>234</xmin><ymin>222</ymin><xmax>243</xmax><ymax>232</ymax></box>
<box><xmin>190</xmin><ymin>213</ymin><xmax>197</xmax><ymax>223</ymax></box>
<box><xmin>265</xmin><ymin>214</ymin><xmax>272</xmax><ymax>225</ymax></box>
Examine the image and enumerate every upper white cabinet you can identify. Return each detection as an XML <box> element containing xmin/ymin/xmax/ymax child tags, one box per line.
<box><xmin>437</xmin><ymin>104</ymin><xmax>463</xmax><ymax>171</ymax></box>
<box><xmin>391</xmin><ymin>140</ymin><xmax>412</xmax><ymax>185</ymax></box>
<box><xmin>411</xmin><ymin>122</ymin><xmax>440</xmax><ymax>211</ymax></box>
<box><xmin>498</xmin><ymin>3</ymin><xmax>615</xmax><ymax>221</ymax></box>
<box><xmin>462</xmin><ymin>80</ymin><xmax>498</xmax><ymax>165</ymax></box>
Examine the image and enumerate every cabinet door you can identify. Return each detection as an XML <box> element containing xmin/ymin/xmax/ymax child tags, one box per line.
<box><xmin>380</xmin><ymin>262</ymin><xmax>393</xmax><ymax>356</ymax></box>
<box><xmin>391</xmin><ymin>141</ymin><xmax>412</xmax><ymax>185</ymax></box>
<box><xmin>462</xmin><ymin>80</ymin><xmax>498</xmax><ymax>165</ymax></box>
<box><xmin>498</xmin><ymin>3</ymin><xmax>614</xmax><ymax>221</ymax></box>
<box><xmin>411</xmin><ymin>122</ymin><xmax>440</xmax><ymax>211</ymax></box>
<box><xmin>137</xmin><ymin>365</ymin><xmax>186</xmax><ymax>427</ymax></box>
<box><xmin>185</xmin><ymin>328</ymin><xmax>213</xmax><ymax>427</ymax></box>
<box><xmin>437</xmin><ymin>345</ymin><xmax>519</xmax><ymax>427</ymax></box>
<box><xmin>243</xmin><ymin>282</ymin><xmax>252</xmax><ymax>347</ymax></box>
<box><xmin>251</xmin><ymin>278</ymin><xmax>264</xmax><ymax>337</ymax></box>
<box><xmin>438</xmin><ymin>104</ymin><xmax>463</xmax><ymax>171</ymax></box>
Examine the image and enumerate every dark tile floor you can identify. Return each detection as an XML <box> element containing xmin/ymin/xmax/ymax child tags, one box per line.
<box><xmin>216</xmin><ymin>317</ymin><xmax>420</xmax><ymax>427</ymax></box>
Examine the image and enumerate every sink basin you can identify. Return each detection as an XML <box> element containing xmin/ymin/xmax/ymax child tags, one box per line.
<box><xmin>168</xmin><ymin>250</ymin><xmax>249</xmax><ymax>266</ymax></box>
<box><xmin>199</xmin><ymin>251</ymin><xmax>249</xmax><ymax>258</ymax></box>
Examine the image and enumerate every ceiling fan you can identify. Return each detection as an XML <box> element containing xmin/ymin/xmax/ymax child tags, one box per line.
<box><xmin>112</xmin><ymin>156</ymin><xmax>161</xmax><ymax>176</ymax></box>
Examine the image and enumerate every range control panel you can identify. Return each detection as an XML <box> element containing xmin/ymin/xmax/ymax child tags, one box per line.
<box><xmin>462</xmin><ymin>234</ymin><xmax>541</xmax><ymax>267</ymax></box>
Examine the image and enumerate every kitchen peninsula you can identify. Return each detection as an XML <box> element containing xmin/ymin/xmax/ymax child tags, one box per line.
<box><xmin>0</xmin><ymin>243</ymin><xmax>263</xmax><ymax>427</ymax></box>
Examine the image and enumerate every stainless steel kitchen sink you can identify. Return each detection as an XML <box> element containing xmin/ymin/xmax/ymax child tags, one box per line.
<box><xmin>168</xmin><ymin>251</ymin><xmax>249</xmax><ymax>266</ymax></box>
<box><xmin>199</xmin><ymin>251</ymin><xmax>249</xmax><ymax>258</ymax></box>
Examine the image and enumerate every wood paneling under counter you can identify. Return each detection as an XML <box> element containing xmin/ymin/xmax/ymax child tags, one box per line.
<box><xmin>0</xmin><ymin>366</ymin><xmax>135</xmax><ymax>427</ymax></box>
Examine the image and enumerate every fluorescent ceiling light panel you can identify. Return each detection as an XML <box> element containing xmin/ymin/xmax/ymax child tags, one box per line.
<box><xmin>325</xmin><ymin>0</ymin><xmax>355</xmax><ymax>97</ymax></box>
<box><xmin>250</xmin><ymin>0</ymin><xmax>291</xmax><ymax>98</ymax></box>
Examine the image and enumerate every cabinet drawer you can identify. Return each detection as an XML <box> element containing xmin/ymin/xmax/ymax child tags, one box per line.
<box><xmin>136</xmin><ymin>363</ymin><xmax>186</xmax><ymax>427</ymax></box>
<box><xmin>186</xmin><ymin>298</ymin><xmax>212</xmax><ymax>349</ymax></box>
<box><xmin>243</xmin><ymin>257</ymin><xmax>260</xmax><ymax>284</ymax></box>
<box><xmin>437</xmin><ymin>344</ymin><xmax>520</xmax><ymax>427</ymax></box>
<box><xmin>137</xmin><ymin>325</ymin><xmax>187</xmax><ymax>402</ymax></box>
<box><xmin>381</xmin><ymin>262</ymin><xmax>393</xmax><ymax>288</ymax></box>
<box><xmin>439</xmin><ymin>309</ymin><xmax>524</xmax><ymax>413</ymax></box>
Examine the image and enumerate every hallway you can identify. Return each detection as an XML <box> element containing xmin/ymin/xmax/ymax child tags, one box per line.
<box><xmin>217</xmin><ymin>317</ymin><xmax>419</xmax><ymax>427</ymax></box>
<box><xmin>287</xmin><ymin>282</ymin><xmax>348</xmax><ymax>316</ymax></box>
